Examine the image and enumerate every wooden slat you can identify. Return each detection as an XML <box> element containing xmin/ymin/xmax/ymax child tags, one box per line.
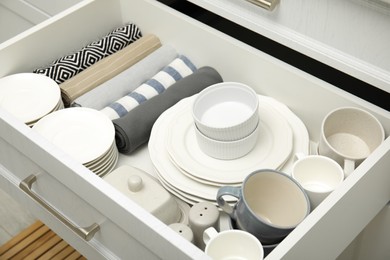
<box><xmin>37</xmin><ymin>240</ymin><xmax>69</xmax><ymax>260</ymax></box>
<box><xmin>0</xmin><ymin>221</ymin><xmax>44</xmax><ymax>255</ymax></box>
<box><xmin>53</xmin><ymin>245</ymin><xmax>76</xmax><ymax>259</ymax></box>
<box><xmin>66</xmin><ymin>250</ymin><xmax>83</xmax><ymax>260</ymax></box>
<box><xmin>24</xmin><ymin>231</ymin><xmax>62</xmax><ymax>259</ymax></box>
<box><xmin>1</xmin><ymin>224</ymin><xmax>50</xmax><ymax>259</ymax></box>
<box><xmin>13</xmin><ymin>230</ymin><xmax>56</xmax><ymax>259</ymax></box>
<box><xmin>0</xmin><ymin>221</ymin><xmax>86</xmax><ymax>260</ymax></box>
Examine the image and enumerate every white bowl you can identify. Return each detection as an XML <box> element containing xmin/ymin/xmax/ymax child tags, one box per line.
<box><xmin>195</xmin><ymin>122</ymin><xmax>260</xmax><ymax>160</ymax></box>
<box><xmin>192</xmin><ymin>82</ymin><xmax>259</xmax><ymax>141</ymax></box>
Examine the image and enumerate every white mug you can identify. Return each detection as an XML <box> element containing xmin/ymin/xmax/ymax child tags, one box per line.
<box><xmin>203</xmin><ymin>227</ymin><xmax>264</xmax><ymax>260</ymax></box>
<box><xmin>318</xmin><ymin>107</ymin><xmax>385</xmax><ymax>177</ymax></box>
<box><xmin>292</xmin><ymin>153</ymin><xmax>344</xmax><ymax>209</ymax></box>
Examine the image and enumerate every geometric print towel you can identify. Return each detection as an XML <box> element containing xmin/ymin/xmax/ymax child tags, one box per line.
<box><xmin>33</xmin><ymin>23</ymin><xmax>142</xmax><ymax>84</ymax></box>
<box><xmin>100</xmin><ymin>55</ymin><xmax>197</xmax><ymax>120</ymax></box>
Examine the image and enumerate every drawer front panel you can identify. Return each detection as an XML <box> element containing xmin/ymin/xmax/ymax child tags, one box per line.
<box><xmin>178</xmin><ymin>0</ymin><xmax>390</xmax><ymax>97</ymax></box>
<box><xmin>0</xmin><ymin>111</ymin><xmax>200</xmax><ymax>259</ymax></box>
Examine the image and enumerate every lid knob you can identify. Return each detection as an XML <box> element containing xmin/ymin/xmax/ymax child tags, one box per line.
<box><xmin>127</xmin><ymin>175</ymin><xmax>143</xmax><ymax>192</ymax></box>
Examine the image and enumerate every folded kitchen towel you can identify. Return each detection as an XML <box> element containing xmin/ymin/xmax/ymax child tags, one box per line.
<box><xmin>100</xmin><ymin>54</ymin><xmax>197</xmax><ymax>120</ymax></box>
<box><xmin>60</xmin><ymin>34</ymin><xmax>161</xmax><ymax>107</ymax></box>
<box><xmin>33</xmin><ymin>23</ymin><xmax>142</xmax><ymax>84</ymax></box>
<box><xmin>113</xmin><ymin>66</ymin><xmax>223</xmax><ymax>154</ymax></box>
<box><xmin>72</xmin><ymin>44</ymin><xmax>178</xmax><ymax>110</ymax></box>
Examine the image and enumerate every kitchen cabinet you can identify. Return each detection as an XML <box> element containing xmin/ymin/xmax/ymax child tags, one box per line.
<box><xmin>0</xmin><ymin>0</ymin><xmax>389</xmax><ymax>259</ymax></box>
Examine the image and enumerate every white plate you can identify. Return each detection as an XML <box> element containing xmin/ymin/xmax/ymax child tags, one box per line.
<box><xmin>33</xmin><ymin>107</ymin><xmax>115</xmax><ymax>164</ymax></box>
<box><xmin>261</xmin><ymin>96</ymin><xmax>310</xmax><ymax>175</ymax></box>
<box><xmin>154</xmin><ymin>167</ymin><xmax>218</xmax><ymax>205</ymax></box>
<box><xmin>166</xmin><ymin>97</ymin><xmax>293</xmax><ymax>184</ymax></box>
<box><xmin>88</xmin><ymin>143</ymin><xmax>117</xmax><ymax>171</ymax></box>
<box><xmin>0</xmin><ymin>73</ymin><xmax>60</xmax><ymax>123</ymax></box>
<box><xmin>149</xmin><ymin>98</ymin><xmax>221</xmax><ymax>201</ymax></box>
<box><xmin>26</xmin><ymin>99</ymin><xmax>65</xmax><ymax>127</ymax></box>
<box><xmin>149</xmin><ymin>95</ymin><xmax>309</xmax><ymax>202</ymax></box>
<box><xmin>94</xmin><ymin>143</ymin><xmax>119</xmax><ymax>177</ymax></box>
<box><xmin>96</xmin><ymin>150</ymin><xmax>118</xmax><ymax>177</ymax></box>
<box><xmin>85</xmin><ymin>141</ymin><xmax>116</xmax><ymax>167</ymax></box>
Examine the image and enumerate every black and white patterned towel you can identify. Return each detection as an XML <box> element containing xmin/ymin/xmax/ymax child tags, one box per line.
<box><xmin>33</xmin><ymin>23</ymin><xmax>142</xmax><ymax>84</ymax></box>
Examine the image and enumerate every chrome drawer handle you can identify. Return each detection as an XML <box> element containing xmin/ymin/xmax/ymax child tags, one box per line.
<box><xmin>245</xmin><ymin>0</ymin><xmax>280</xmax><ymax>11</ymax></box>
<box><xmin>19</xmin><ymin>174</ymin><xmax>100</xmax><ymax>241</ymax></box>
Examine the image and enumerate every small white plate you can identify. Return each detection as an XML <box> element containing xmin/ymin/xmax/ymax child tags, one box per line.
<box><xmin>85</xmin><ymin>141</ymin><xmax>116</xmax><ymax>168</ymax></box>
<box><xmin>96</xmin><ymin>152</ymin><xmax>119</xmax><ymax>178</ymax></box>
<box><xmin>166</xmin><ymin>98</ymin><xmax>293</xmax><ymax>184</ymax></box>
<box><xmin>0</xmin><ymin>73</ymin><xmax>60</xmax><ymax>123</ymax></box>
<box><xmin>89</xmin><ymin>143</ymin><xmax>118</xmax><ymax>172</ymax></box>
<box><xmin>33</xmin><ymin>107</ymin><xmax>115</xmax><ymax>164</ymax></box>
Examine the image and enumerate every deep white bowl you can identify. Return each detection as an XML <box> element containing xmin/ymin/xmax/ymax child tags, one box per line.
<box><xmin>192</xmin><ymin>82</ymin><xmax>259</xmax><ymax>141</ymax></box>
<box><xmin>195</xmin><ymin>122</ymin><xmax>260</xmax><ymax>160</ymax></box>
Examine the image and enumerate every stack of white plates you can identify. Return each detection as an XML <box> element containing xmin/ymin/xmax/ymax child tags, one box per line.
<box><xmin>149</xmin><ymin>94</ymin><xmax>310</xmax><ymax>205</ymax></box>
<box><xmin>33</xmin><ymin>107</ymin><xmax>118</xmax><ymax>177</ymax></box>
<box><xmin>0</xmin><ymin>73</ymin><xmax>64</xmax><ymax>127</ymax></box>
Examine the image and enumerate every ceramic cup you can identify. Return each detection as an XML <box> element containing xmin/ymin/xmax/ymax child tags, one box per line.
<box><xmin>217</xmin><ymin>169</ymin><xmax>310</xmax><ymax>244</ymax></box>
<box><xmin>203</xmin><ymin>227</ymin><xmax>264</xmax><ymax>260</ymax></box>
<box><xmin>318</xmin><ymin>107</ymin><xmax>385</xmax><ymax>178</ymax></box>
<box><xmin>291</xmin><ymin>153</ymin><xmax>344</xmax><ymax>209</ymax></box>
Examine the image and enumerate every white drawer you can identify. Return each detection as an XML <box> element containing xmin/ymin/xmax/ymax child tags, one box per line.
<box><xmin>184</xmin><ymin>0</ymin><xmax>390</xmax><ymax>94</ymax></box>
<box><xmin>0</xmin><ymin>0</ymin><xmax>389</xmax><ymax>259</ymax></box>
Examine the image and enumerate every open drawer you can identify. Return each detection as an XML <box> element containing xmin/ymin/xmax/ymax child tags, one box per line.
<box><xmin>0</xmin><ymin>0</ymin><xmax>389</xmax><ymax>259</ymax></box>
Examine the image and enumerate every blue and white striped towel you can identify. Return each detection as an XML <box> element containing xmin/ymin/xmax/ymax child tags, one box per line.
<box><xmin>100</xmin><ymin>55</ymin><xmax>196</xmax><ymax>120</ymax></box>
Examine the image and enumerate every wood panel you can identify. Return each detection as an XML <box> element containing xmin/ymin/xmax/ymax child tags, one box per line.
<box><xmin>0</xmin><ymin>221</ymin><xmax>86</xmax><ymax>260</ymax></box>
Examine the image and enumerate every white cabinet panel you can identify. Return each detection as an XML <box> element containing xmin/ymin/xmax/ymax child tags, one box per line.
<box><xmin>24</xmin><ymin>0</ymin><xmax>84</xmax><ymax>16</ymax></box>
<box><xmin>0</xmin><ymin>5</ymin><xmax>35</xmax><ymax>42</ymax></box>
<box><xmin>186</xmin><ymin>0</ymin><xmax>390</xmax><ymax>93</ymax></box>
<box><xmin>0</xmin><ymin>0</ymin><xmax>84</xmax><ymax>44</ymax></box>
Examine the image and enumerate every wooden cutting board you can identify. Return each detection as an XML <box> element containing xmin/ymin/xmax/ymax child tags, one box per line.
<box><xmin>0</xmin><ymin>221</ymin><xmax>86</xmax><ymax>259</ymax></box>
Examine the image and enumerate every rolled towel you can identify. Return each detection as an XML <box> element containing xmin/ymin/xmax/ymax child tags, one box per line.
<box><xmin>113</xmin><ymin>66</ymin><xmax>223</xmax><ymax>154</ymax></box>
<box><xmin>60</xmin><ymin>34</ymin><xmax>161</xmax><ymax>107</ymax></box>
<box><xmin>33</xmin><ymin>23</ymin><xmax>142</xmax><ymax>84</ymax></box>
<box><xmin>72</xmin><ymin>45</ymin><xmax>178</xmax><ymax>110</ymax></box>
<box><xmin>101</xmin><ymin>55</ymin><xmax>197</xmax><ymax>120</ymax></box>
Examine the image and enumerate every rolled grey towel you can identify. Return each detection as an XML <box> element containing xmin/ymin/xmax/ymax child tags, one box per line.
<box><xmin>113</xmin><ymin>66</ymin><xmax>223</xmax><ymax>154</ymax></box>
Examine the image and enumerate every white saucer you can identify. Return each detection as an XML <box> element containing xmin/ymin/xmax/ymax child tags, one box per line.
<box><xmin>91</xmin><ymin>142</ymin><xmax>119</xmax><ymax>176</ymax></box>
<box><xmin>166</xmin><ymin>98</ymin><xmax>293</xmax><ymax>185</ymax></box>
<box><xmin>96</xmin><ymin>152</ymin><xmax>118</xmax><ymax>177</ymax></box>
<box><xmin>86</xmin><ymin>142</ymin><xmax>116</xmax><ymax>168</ymax></box>
<box><xmin>33</xmin><ymin>107</ymin><xmax>115</xmax><ymax>164</ymax></box>
<box><xmin>0</xmin><ymin>73</ymin><xmax>60</xmax><ymax>124</ymax></box>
